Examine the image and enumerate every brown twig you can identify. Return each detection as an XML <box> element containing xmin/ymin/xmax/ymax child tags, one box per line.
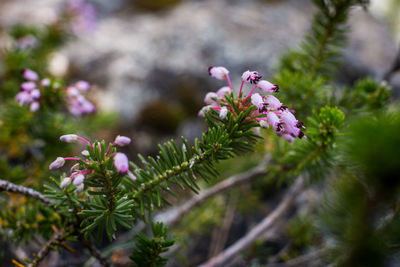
<box><xmin>0</xmin><ymin>179</ymin><xmax>51</xmax><ymax>205</ymax></box>
<box><xmin>198</xmin><ymin>177</ymin><xmax>304</xmax><ymax>267</ymax></box>
<box><xmin>28</xmin><ymin>226</ymin><xmax>74</xmax><ymax>267</ymax></box>
<box><xmin>155</xmin><ymin>156</ymin><xmax>270</xmax><ymax>226</ymax></box>
<box><xmin>79</xmin><ymin>237</ymin><xmax>111</xmax><ymax>267</ymax></box>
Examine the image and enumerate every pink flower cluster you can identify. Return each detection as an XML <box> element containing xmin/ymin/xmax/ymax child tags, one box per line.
<box><xmin>202</xmin><ymin>66</ymin><xmax>305</xmax><ymax>142</ymax></box>
<box><xmin>67</xmin><ymin>0</ymin><xmax>96</xmax><ymax>34</ymax></box>
<box><xmin>49</xmin><ymin>134</ymin><xmax>136</xmax><ymax>191</ymax></box>
<box><xmin>15</xmin><ymin>69</ymin><xmax>50</xmax><ymax>112</ymax></box>
<box><xmin>66</xmin><ymin>81</ymin><xmax>95</xmax><ymax>116</ymax></box>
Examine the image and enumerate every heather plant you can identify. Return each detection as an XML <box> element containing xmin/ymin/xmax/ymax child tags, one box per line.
<box><xmin>1</xmin><ymin>0</ymin><xmax>400</xmax><ymax>267</ymax></box>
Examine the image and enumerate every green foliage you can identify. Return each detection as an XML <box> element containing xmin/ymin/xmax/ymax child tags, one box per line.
<box><xmin>320</xmin><ymin>110</ymin><xmax>400</xmax><ymax>266</ymax></box>
<box><xmin>130</xmin><ymin>222</ymin><xmax>175</xmax><ymax>267</ymax></box>
<box><xmin>270</xmin><ymin>106</ymin><xmax>345</xmax><ymax>182</ymax></box>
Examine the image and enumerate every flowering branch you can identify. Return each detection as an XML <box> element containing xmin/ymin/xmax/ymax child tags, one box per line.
<box><xmin>0</xmin><ymin>179</ymin><xmax>51</xmax><ymax>205</ymax></box>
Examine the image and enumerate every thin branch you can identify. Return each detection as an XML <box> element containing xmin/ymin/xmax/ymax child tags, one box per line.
<box><xmin>198</xmin><ymin>177</ymin><xmax>304</xmax><ymax>267</ymax></box>
<box><xmin>266</xmin><ymin>248</ymin><xmax>328</xmax><ymax>267</ymax></box>
<box><xmin>28</xmin><ymin>226</ymin><xmax>73</xmax><ymax>267</ymax></box>
<box><xmin>0</xmin><ymin>179</ymin><xmax>51</xmax><ymax>205</ymax></box>
<box><xmin>79</xmin><ymin>237</ymin><xmax>111</xmax><ymax>267</ymax></box>
<box><xmin>154</xmin><ymin>156</ymin><xmax>270</xmax><ymax>226</ymax></box>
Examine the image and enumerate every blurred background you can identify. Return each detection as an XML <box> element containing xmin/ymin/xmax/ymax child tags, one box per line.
<box><xmin>0</xmin><ymin>0</ymin><xmax>399</xmax><ymax>266</ymax></box>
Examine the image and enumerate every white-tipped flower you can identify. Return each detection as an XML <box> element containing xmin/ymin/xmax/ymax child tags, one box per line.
<box><xmin>241</xmin><ymin>70</ymin><xmax>262</xmax><ymax>84</ymax></box>
<box><xmin>114</xmin><ymin>153</ymin><xmax>129</xmax><ymax>174</ymax></box>
<box><xmin>81</xmin><ymin>150</ymin><xmax>90</xmax><ymax>157</ymax></box>
<box><xmin>73</xmin><ymin>174</ymin><xmax>85</xmax><ymax>186</ymax></box>
<box><xmin>208</xmin><ymin>66</ymin><xmax>229</xmax><ymax>80</ymax></box>
<box><xmin>128</xmin><ymin>171</ymin><xmax>137</xmax><ymax>181</ymax></box>
<box><xmin>204</xmin><ymin>92</ymin><xmax>219</xmax><ymax>105</ymax></box>
<box><xmin>251</xmin><ymin>93</ymin><xmax>264</xmax><ymax>109</ymax></box>
<box><xmin>60</xmin><ymin>177</ymin><xmax>72</xmax><ymax>188</ymax></box>
<box><xmin>49</xmin><ymin>157</ymin><xmax>65</xmax><ymax>170</ymax></box>
<box><xmin>216</xmin><ymin>86</ymin><xmax>231</xmax><ymax>97</ymax></box>
<box><xmin>219</xmin><ymin>107</ymin><xmax>228</xmax><ymax>119</ymax></box>
<box><xmin>60</xmin><ymin>134</ymin><xmax>78</xmax><ymax>143</ymax></box>
<box><xmin>114</xmin><ymin>135</ymin><xmax>131</xmax><ymax>146</ymax></box>
<box><xmin>257</xmin><ymin>80</ymin><xmax>279</xmax><ymax>92</ymax></box>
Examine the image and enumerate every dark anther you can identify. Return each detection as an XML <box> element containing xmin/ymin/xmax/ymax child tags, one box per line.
<box><xmin>298</xmin><ymin>131</ymin><xmax>305</xmax><ymax>138</ymax></box>
<box><xmin>296</xmin><ymin>121</ymin><xmax>304</xmax><ymax>128</ymax></box>
<box><xmin>208</xmin><ymin>66</ymin><xmax>214</xmax><ymax>75</ymax></box>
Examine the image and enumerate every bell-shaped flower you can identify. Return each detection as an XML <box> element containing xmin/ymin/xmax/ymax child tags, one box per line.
<box><xmin>241</xmin><ymin>70</ymin><xmax>262</xmax><ymax>84</ymax></box>
<box><xmin>216</xmin><ymin>86</ymin><xmax>231</xmax><ymax>98</ymax></box>
<box><xmin>22</xmin><ymin>69</ymin><xmax>39</xmax><ymax>81</ymax></box>
<box><xmin>265</xmin><ymin>95</ymin><xmax>282</xmax><ymax>110</ymax></box>
<box><xmin>73</xmin><ymin>174</ymin><xmax>85</xmax><ymax>186</ymax></box>
<box><xmin>208</xmin><ymin>66</ymin><xmax>229</xmax><ymax>80</ymax></box>
<box><xmin>251</xmin><ymin>93</ymin><xmax>264</xmax><ymax>109</ymax></box>
<box><xmin>114</xmin><ymin>153</ymin><xmax>129</xmax><ymax>174</ymax></box>
<box><xmin>60</xmin><ymin>177</ymin><xmax>72</xmax><ymax>188</ymax></box>
<box><xmin>257</xmin><ymin>80</ymin><xmax>279</xmax><ymax>92</ymax></box>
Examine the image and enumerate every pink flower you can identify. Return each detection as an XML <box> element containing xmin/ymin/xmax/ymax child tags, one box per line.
<box><xmin>75</xmin><ymin>80</ymin><xmax>91</xmax><ymax>91</ymax></box>
<box><xmin>208</xmin><ymin>66</ymin><xmax>229</xmax><ymax>80</ymax></box>
<box><xmin>251</xmin><ymin>93</ymin><xmax>264</xmax><ymax>109</ymax></box>
<box><xmin>21</xmin><ymin>81</ymin><xmax>36</xmax><ymax>92</ymax></box>
<box><xmin>204</xmin><ymin>92</ymin><xmax>219</xmax><ymax>105</ymax></box>
<box><xmin>114</xmin><ymin>153</ymin><xmax>129</xmax><ymax>174</ymax></box>
<box><xmin>265</xmin><ymin>95</ymin><xmax>283</xmax><ymax>110</ymax></box>
<box><xmin>60</xmin><ymin>134</ymin><xmax>79</xmax><ymax>143</ymax></box>
<box><xmin>73</xmin><ymin>174</ymin><xmax>85</xmax><ymax>186</ymax></box>
<box><xmin>257</xmin><ymin>80</ymin><xmax>279</xmax><ymax>93</ymax></box>
<box><xmin>31</xmin><ymin>89</ymin><xmax>41</xmax><ymax>100</ymax></box>
<box><xmin>22</xmin><ymin>69</ymin><xmax>39</xmax><ymax>81</ymax></box>
<box><xmin>49</xmin><ymin>157</ymin><xmax>65</xmax><ymax>170</ymax></box>
<box><xmin>216</xmin><ymin>86</ymin><xmax>231</xmax><ymax>97</ymax></box>
<box><xmin>114</xmin><ymin>135</ymin><xmax>131</xmax><ymax>146</ymax></box>
<box><xmin>41</xmin><ymin>78</ymin><xmax>51</xmax><ymax>87</ymax></box>
<box><xmin>282</xmin><ymin>134</ymin><xmax>295</xmax><ymax>142</ymax></box>
<box><xmin>266</xmin><ymin>112</ymin><xmax>281</xmax><ymax>131</ymax></box>
<box><xmin>241</xmin><ymin>70</ymin><xmax>262</xmax><ymax>84</ymax></box>
<box><xmin>60</xmin><ymin>177</ymin><xmax>72</xmax><ymax>188</ymax></box>
<box><xmin>15</xmin><ymin>91</ymin><xmax>32</xmax><ymax>106</ymax></box>
<box><xmin>30</xmin><ymin>101</ymin><xmax>40</xmax><ymax>112</ymax></box>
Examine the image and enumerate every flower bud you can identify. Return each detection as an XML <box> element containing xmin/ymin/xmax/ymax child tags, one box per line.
<box><xmin>41</xmin><ymin>78</ymin><xmax>51</xmax><ymax>87</ymax></box>
<box><xmin>219</xmin><ymin>107</ymin><xmax>228</xmax><ymax>119</ymax></box>
<box><xmin>60</xmin><ymin>134</ymin><xmax>78</xmax><ymax>143</ymax></box>
<box><xmin>265</xmin><ymin>95</ymin><xmax>282</xmax><ymax>109</ymax></box>
<box><xmin>114</xmin><ymin>153</ymin><xmax>129</xmax><ymax>174</ymax></box>
<box><xmin>73</xmin><ymin>174</ymin><xmax>85</xmax><ymax>186</ymax></box>
<box><xmin>259</xmin><ymin>120</ymin><xmax>269</xmax><ymax>129</ymax></box>
<box><xmin>49</xmin><ymin>157</ymin><xmax>65</xmax><ymax>170</ymax></box>
<box><xmin>60</xmin><ymin>177</ymin><xmax>72</xmax><ymax>188</ymax></box>
<box><xmin>81</xmin><ymin>150</ymin><xmax>90</xmax><ymax>157</ymax></box>
<box><xmin>15</xmin><ymin>91</ymin><xmax>32</xmax><ymax>106</ymax></box>
<box><xmin>23</xmin><ymin>69</ymin><xmax>39</xmax><ymax>81</ymax></box>
<box><xmin>30</xmin><ymin>101</ymin><xmax>40</xmax><ymax>112</ymax></box>
<box><xmin>75</xmin><ymin>184</ymin><xmax>84</xmax><ymax>193</ymax></box>
<box><xmin>128</xmin><ymin>171</ymin><xmax>137</xmax><ymax>181</ymax></box>
<box><xmin>208</xmin><ymin>66</ymin><xmax>229</xmax><ymax>80</ymax></box>
<box><xmin>114</xmin><ymin>135</ymin><xmax>131</xmax><ymax>146</ymax></box>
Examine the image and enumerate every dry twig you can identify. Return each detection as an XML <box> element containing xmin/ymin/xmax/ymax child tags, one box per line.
<box><xmin>199</xmin><ymin>177</ymin><xmax>304</xmax><ymax>267</ymax></box>
<box><xmin>0</xmin><ymin>179</ymin><xmax>51</xmax><ymax>205</ymax></box>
